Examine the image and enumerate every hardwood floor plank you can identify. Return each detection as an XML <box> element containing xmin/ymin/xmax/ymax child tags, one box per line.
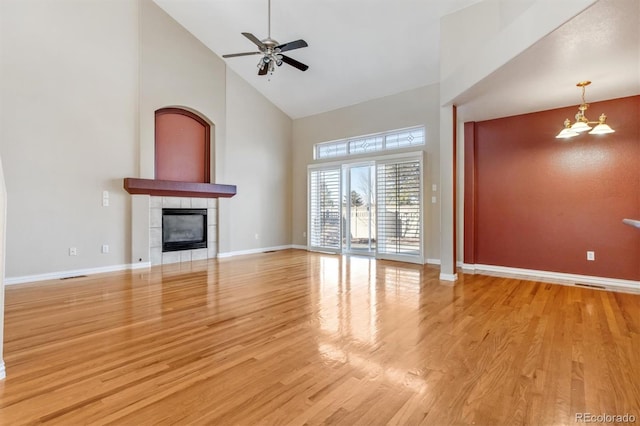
<box><xmin>0</xmin><ymin>250</ymin><xmax>638</xmax><ymax>425</ymax></box>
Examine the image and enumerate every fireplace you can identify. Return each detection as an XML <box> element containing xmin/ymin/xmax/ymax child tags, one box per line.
<box><xmin>162</xmin><ymin>208</ymin><xmax>207</xmax><ymax>252</ymax></box>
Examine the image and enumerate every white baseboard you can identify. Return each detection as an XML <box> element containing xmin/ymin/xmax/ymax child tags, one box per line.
<box><xmin>130</xmin><ymin>261</ymin><xmax>152</xmax><ymax>270</ymax></box>
<box><xmin>4</xmin><ymin>262</ymin><xmax>151</xmax><ymax>286</ymax></box>
<box><xmin>461</xmin><ymin>263</ymin><xmax>476</xmax><ymax>273</ymax></box>
<box><xmin>291</xmin><ymin>245</ymin><xmax>308</xmax><ymax>250</ymax></box>
<box><xmin>0</xmin><ymin>360</ymin><xmax>5</xmax><ymax>380</ymax></box>
<box><xmin>426</xmin><ymin>258</ymin><xmax>441</xmax><ymax>265</ymax></box>
<box><xmin>4</xmin><ymin>246</ymin><xmax>301</xmax><ymax>286</ymax></box>
<box><xmin>217</xmin><ymin>245</ymin><xmax>295</xmax><ymax>259</ymax></box>
<box><xmin>439</xmin><ymin>272</ymin><xmax>458</xmax><ymax>281</ymax></box>
<box><xmin>467</xmin><ymin>263</ymin><xmax>640</xmax><ymax>294</ymax></box>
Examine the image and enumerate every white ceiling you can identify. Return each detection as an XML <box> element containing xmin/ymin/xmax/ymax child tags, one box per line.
<box><xmin>153</xmin><ymin>0</ymin><xmax>484</xmax><ymax>118</ymax></box>
<box><xmin>154</xmin><ymin>0</ymin><xmax>640</xmax><ymax>121</ymax></box>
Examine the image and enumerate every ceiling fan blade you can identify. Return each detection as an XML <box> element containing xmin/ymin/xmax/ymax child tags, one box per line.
<box><xmin>277</xmin><ymin>39</ymin><xmax>308</xmax><ymax>53</ymax></box>
<box><xmin>242</xmin><ymin>32</ymin><xmax>266</xmax><ymax>49</ymax></box>
<box><xmin>280</xmin><ymin>55</ymin><xmax>309</xmax><ymax>72</ymax></box>
<box><xmin>222</xmin><ymin>52</ymin><xmax>261</xmax><ymax>58</ymax></box>
<box><xmin>258</xmin><ymin>61</ymin><xmax>269</xmax><ymax>76</ymax></box>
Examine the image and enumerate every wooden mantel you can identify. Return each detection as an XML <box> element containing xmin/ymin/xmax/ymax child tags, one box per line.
<box><xmin>123</xmin><ymin>178</ymin><xmax>236</xmax><ymax>198</ymax></box>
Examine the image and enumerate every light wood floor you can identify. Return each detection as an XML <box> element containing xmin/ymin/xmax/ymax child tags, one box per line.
<box><xmin>0</xmin><ymin>249</ymin><xmax>639</xmax><ymax>425</ymax></box>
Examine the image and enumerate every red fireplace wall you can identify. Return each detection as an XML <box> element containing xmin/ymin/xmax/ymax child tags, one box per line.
<box><xmin>464</xmin><ymin>95</ymin><xmax>640</xmax><ymax>281</ymax></box>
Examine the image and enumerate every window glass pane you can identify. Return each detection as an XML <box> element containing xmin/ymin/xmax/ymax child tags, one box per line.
<box><xmin>385</xmin><ymin>133</ymin><xmax>399</xmax><ymax>149</ymax></box>
<box><xmin>395</xmin><ymin>129</ymin><xmax>424</xmax><ymax>147</ymax></box>
<box><xmin>309</xmin><ymin>168</ymin><xmax>341</xmax><ymax>249</ymax></box>
<box><xmin>314</xmin><ymin>127</ymin><xmax>425</xmax><ymax>160</ymax></box>
<box><xmin>348</xmin><ymin>136</ymin><xmax>383</xmax><ymax>154</ymax></box>
<box><xmin>334</xmin><ymin>141</ymin><xmax>348</xmax><ymax>157</ymax></box>
<box><xmin>376</xmin><ymin>160</ymin><xmax>421</xmax><ymax>256</ymax></box>
<box><xmin>316</xmin><ymin>144</ymin><xmax>330</xmax><ymax>159</ymax></box>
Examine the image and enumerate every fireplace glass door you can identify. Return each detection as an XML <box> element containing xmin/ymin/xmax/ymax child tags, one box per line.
<box><xmin>162</xmin><ymin>208</ymin><xmax>207</xmax><ymax>252</ymax></box>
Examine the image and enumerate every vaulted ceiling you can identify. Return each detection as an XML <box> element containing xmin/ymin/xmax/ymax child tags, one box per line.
<box><xmin>152</xmin><ymin>0</ymin><xmax>484</xmax><ymax>118</ymax></box>
<box><xmin>454</xmin><ymin>0</ymin><xmax>640</xmax><ymax>122</ymax></box>
<box><xmin>155</xmin><ymin>0</ymin><xmax>639</xmax><ymax>121</ymax></box>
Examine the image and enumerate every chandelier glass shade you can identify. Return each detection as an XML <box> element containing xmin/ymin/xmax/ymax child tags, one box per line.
<box><xmin>555</xmin><ymin>81</ymin><xmax>615</xmax><ymax>139</ymax></box>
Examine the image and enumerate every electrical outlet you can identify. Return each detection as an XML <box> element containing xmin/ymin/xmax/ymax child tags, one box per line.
<box><xmin>102</xmin><ymin>198</ymin><xmax>109</xmax><ymax>207</ymax></box>
<box><xmin>432</xmin><ymin>184</ymin><xmax>437</xmax><ymax>191</ymax></box>
<box><xmin>102</xmin><ymin>244</ymin><xmax>109</xmax><ymax>254</ymax></box>
<box><xmin>69</xmin><ymin>247</ymin><xmax>77</xmax><ymax>256</ymax></box>
<box><xmin>303</xmin><ymin>231</ymin><xmax>307</xmax><ymax>238</ymax></box>
<box><xmin>432</xmin><ymin>196</ymin><xmax>437</xmax><ymax>204</ymax></box>
<box><xmin>586</xmin><ymin>251</ymin><xmax>595</xmax><ymax>261</ymax></box>
<box><xmin>255</xmin><ymin>233</ymin><xmax>259</xmax><ymax>240</ymax></box>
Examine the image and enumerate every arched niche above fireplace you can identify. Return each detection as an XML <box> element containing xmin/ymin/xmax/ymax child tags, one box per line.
<box><xmin>155</xmin><ymin>107</ymin><xmax>210</xmax><ymax>183</ymax></box>
<box><xmin>124</xmin><ymin>107</ymin><xmax>235</xmax><ymax>199</ymax></box>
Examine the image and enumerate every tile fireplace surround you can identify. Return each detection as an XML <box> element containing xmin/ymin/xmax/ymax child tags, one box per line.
<box><xmin>149</xmin><ymin>196</ymin><xmax>217</xmax><ymax>266</ymax></box>
<box><xmin>125</xmin><ymin>178</ymin><xmax>234</xmax><ymax>267</ymax></box>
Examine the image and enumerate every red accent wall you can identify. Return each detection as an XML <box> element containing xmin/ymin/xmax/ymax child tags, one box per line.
<box><xmin>155</xmin><ymin>109</ymin><xmax>210</xmax><ymax>183</ymax></box>
<box><xmin>464</xmin><ymin>95</ymin><xmax>640</xmax><ymax>281</ymax></box>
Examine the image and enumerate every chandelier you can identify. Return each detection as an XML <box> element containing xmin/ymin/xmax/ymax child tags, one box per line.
<box><xmin>555</xmin><ymin>81</ymin><xmax>615</xmax><ymax>139</ymax></box>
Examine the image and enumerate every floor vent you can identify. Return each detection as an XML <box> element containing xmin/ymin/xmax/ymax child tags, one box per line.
<box><xmin>60</xmin><ymin>275</ymin><xmax>88</xmax><ymax>280</ymax></box>
<box><xmin>574</xmin><ymin>282</ymin><xmax>606</xmax><ymax>290</ymax></box>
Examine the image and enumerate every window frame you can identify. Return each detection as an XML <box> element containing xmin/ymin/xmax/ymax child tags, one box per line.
<box><xmin>313</xmin><ymin>126</ymin><xmax>425</xmax><ymax>160</ymax></box>
<box><xmin>307</xmin><ymin>151</ymin><xmax>424</xmax><ymax>264</ymax></box>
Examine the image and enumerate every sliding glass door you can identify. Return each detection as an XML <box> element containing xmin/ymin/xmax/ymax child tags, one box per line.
<box><xmin>343</xmin><ymin>163</ymin><xmax>376</xmax><ymax>254</ymax></box>
<box><xmin>309</xmin><ymin>167</ymin><xmax>342</xmax><ymax>253</ymax></box>
<box><xmin>308</xmin><ymin>154</ymin><xmax>423</xmax><ymax>263</ymax></box>
<box><xmin>376</xmin><ymin>158</ymin><xmax>422</xmax><ymax>263</ymax></box>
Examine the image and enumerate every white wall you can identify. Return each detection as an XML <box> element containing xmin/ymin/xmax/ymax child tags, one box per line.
<box><xmin>0</xmin><ymin>0</ymin><xmax>139</xmax><ymax>278</ymax></box>
<box><xmin>225</xmin><ymin>71</ymin><xmax>292</xmax><ymax>252</ymax></box>
<box><xmin>139</xmin><ymin>0</ymin><xmax>227</xmax><ymax>181</ymax></box>
<box><xmin>292</xmin><ymin>85</ymin><xmax>441</xmax><ymax>261</ymax></box>
<box><xmin>0</xmin><ymin>156</ymin><xmax>7</xmax><ymax>378</ymax></box>
<box><xmin>0</xmin><ymin>0</ymin><xmax>6</xmax><ymax>373</ymax></box>
<box><xmin>0</xmin><ymin>0</ymin><xmax>294</xmax><ymax>279</ymax></box>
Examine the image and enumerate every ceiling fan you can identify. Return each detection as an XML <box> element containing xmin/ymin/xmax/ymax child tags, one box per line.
<box><xmin>222</xmin><ymin>0</ymin><xmax>309</xmax><ymax>76</ymax></box>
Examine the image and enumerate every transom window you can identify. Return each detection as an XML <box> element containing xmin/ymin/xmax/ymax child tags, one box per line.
<box><xmin>314</xmin><ymin>126</ymin><xmax>425</xmax><ymax>160</ymax></box>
